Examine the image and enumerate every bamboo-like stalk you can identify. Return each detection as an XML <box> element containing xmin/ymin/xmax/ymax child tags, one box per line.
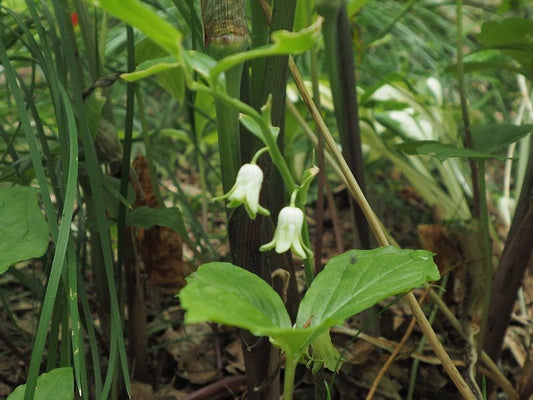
<box><xmin>202</xmin><ymin>3</ymin><xmax>284</xmax><ymax>400</ymax></box>
<box><xmin>202</xmin><ymin>0</ymin><xmax>248</xmax><ymax>192</ymax></box>
<box><xmin>456</xmin><ymin>3</ymin><xmax>492</xmax><ymax>394</ymax></box>
<box><xmin>316</xmin><ymin>0</ymin><xmax>369</xmax><ymax>249</ymax></box>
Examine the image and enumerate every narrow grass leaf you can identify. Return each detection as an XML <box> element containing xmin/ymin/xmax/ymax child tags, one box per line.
<box><xmin>90</xmin><ymin>0</ymin><xmax>182</xmax><ymax>57</ymax></box>
<box><xmin>396</xmin><ymin>140</ymin><xmax>499</xmax><ymax>161</ymax></box>
<box><xmin>24</xmin><ymin>87</ymin><xmax>79</xmax><ymax>400</ymax></box>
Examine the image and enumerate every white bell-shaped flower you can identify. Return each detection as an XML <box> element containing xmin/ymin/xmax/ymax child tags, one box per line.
<box><xmin>260</xmin><ymin>206</ymin><xmax>309</xmax><ymax>259</ymax></box>
<box><xmin>224</xmin><ymin>163</ymin><xmax>270</xmax><ymax>219</ymax></box>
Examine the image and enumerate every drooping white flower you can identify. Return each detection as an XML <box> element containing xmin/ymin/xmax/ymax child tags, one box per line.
<box><xmin>260</xmin><ymin>206</ymin><xmax>309</xmax><ymax>259</ymax></box>
<box><xmin>224</xmin><ymin>163</ymin><xmax>270</xmax><ymax>219</ymax></box>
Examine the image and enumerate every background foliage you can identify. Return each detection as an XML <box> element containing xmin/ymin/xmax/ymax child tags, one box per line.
<box><xmin>1</xmin><ymin>0</ymin><xmax>533</xmax><ymax>399</ymax></box>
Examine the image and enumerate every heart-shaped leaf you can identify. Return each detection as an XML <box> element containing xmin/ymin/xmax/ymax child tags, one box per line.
<box><xmin>179</xmin><ymin>262</ymin><xmax>292</xmax><ymax>336</ymax></box>
<box><xmin>0</xmin><ymin>187</ymin><xmax>49</xmax><ymax>274</ymax></box>
<box><xmin>295</xmin><ymin>247</ymin><xmax>440</xmax><ymax>332</ymax></box>
<box><xmin>7</xmin><ymin>368</ymin><xmax>73</xmax><ymax>400</ymax></box>
<box><xmin>179</xmin><ymin>247</ymin><xmax>439</xmax><ymax>366</ymax></box>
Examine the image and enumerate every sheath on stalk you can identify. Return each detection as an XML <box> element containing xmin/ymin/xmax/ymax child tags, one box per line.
<box><xmin>201</xmin><ymin>0</ymin><xmax>250</xmax><ymax>192</ymax></box>
<box><xmin>201</xmin><ymin>0</ymin><xmax>250</xmax><ymax>58</ymax></box>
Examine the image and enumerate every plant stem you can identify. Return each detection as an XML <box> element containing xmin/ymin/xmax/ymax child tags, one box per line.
<box><xmin>456</xmin><ymin>0</ymin><xmax>492</xmax><ymax>368</ymax></box>
<box><xmin>456</xmin><ymin>0</ymin><xmax>480</xmax><ymax>218</ymax></box>
<box><xmin>255</xmin><ymin>0</ymin><xmax>315</xmax><ymax>287</ymax></box>
<box><xmin>308</xmin><ymin>0</ymin><xmax>326</xmax><ymax>278</ymax></box>
<box><xmin>213</xmin><ymin>73</ymin><xmax>243</xmax><ymax>191</ymax></box>
<box><xmin>283</xmin><ymin>354</ymin><xmax>298</xmax><ymax>400</ymax></box>
<box><xmin>316</xmin><ymin>0</ymin><xmax>369</xmax><ymax>249</ymax></box>
<box><xmin>428</xmin><ymin>289</ymin><xmax>519</xmax><ymax>399</ymax></box>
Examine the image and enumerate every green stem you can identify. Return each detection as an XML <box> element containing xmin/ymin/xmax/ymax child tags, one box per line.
<box><xmin>249</xmin><ymin>0</ymin><xmax>271</xmax><ymax>107</ymax></box>
<box><xmin>308</xmin><ymin>0</ymin><xmax>326</xmax><ymax>280</ymax></box>
<box><xmin>251</xmin><ymin>147</ymin><xmax>269</xmax><ymax>164</ymax></box>
<box><xmin>194</xmin><ymin>84</ymin><xmax>296</xmax><ymax>189</ymax></box>
<box><xmin>116</xmin><ymin>24</ymin><xmax>135</xmax><ymax>310</ymax></box>
<box><xmin>283</xmin><ymin>354</ymin><xmax>298</xmax><ymax>400</ymax></box>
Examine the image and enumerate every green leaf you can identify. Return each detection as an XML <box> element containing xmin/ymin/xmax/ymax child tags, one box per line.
<box><xmin>122</xmin><ymin>39</ymin><xmax>187</xmax><ymax>102</ymax></box>
<box><xmin>347</xmin><ymin>0</ymin><xmax>371</xmax><ymax>17</ymax></box>
<box><xmin>184</xmin><ymin>51</ymin><xmax>218</xmax><ymax>82</ymax></box>
<box><xmin>179</xmin><ymin>262</ymin><xmax>292</xmax><ymax>335</ymax></box>
<box><xmin>7</xmin><ymin>367</ymin><xmax>73</xmax><ymax>400</ymax></box>
<box><xmin>125</xmin><ymin>206</ymin><xmax>199</xmax><ymax>253</ymax></box>
<box><xmin>472</xmin><ymin>124</ymin><xmax>533</xmax><ymax>154</ymax></box>
<box><xmin>295</xmin><ymin>247</ymin><xmax>440</xmax><ymax>334</ymax></box>
<box><xmin>310</xmin><ymin>331</ymin><xmax>343</xmax><ymax>373</ymax></box>
<box><xmin>121</xmin><ymin>56</ymin><xmax>179</xmax><ymax>82</ymax></box>
<box><xmin>239</xmin><ymin>98</ymin><xmax>280</xmax><ymax>142</ymax></box>
<box><xmin>90</xmin><ymin>0</ymin><xmax>182</xmax><ymax>57</ymax></box>
<box><xmin>179</xmin><ymin>247</ymin><xmax>439</xmax><ymax>367</ymax></box>
<box><xmin>396</xmin><ymin>140</ymin><xmax>498</xmax><ymax>161</ymax></box>
<box><xmin>126</xmin><ymin>206</ymin><xmax>186</xmax><ymax>237</ymax></box>
<box><xmin>210</xmin><ymin>18</ymin><xmax>323</xmax><ymax>81</ymax></box>
<box><xmin>478</xmin><ymin>18</ymin><xmax>533</xmax><ymax>70</ymax></box>
<box><xmin>0</xmin><ymin>187</ymin><xmax>49</xmax><ymax>274</ymax></box>
<box><xmin>239</xmin><ymin>113</ymin><xmax>264</xmax><ymax>141</ymax></box>
<box><xmin>274</xmin><ymin>247</ymin><xmax>440</xmax><ymax>357</ymax></box>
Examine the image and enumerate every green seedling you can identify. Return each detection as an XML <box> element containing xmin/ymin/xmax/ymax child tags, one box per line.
<box><xmin>179</xmin><ymin>246</ymin><xmax>440</xmax><ymax>400</ymax></box>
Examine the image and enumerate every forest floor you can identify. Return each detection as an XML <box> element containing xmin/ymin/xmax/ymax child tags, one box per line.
<box><xmin>0</xmin><ymin>163</ymin><xmax>530</xmax><ymax>400</ymax></box>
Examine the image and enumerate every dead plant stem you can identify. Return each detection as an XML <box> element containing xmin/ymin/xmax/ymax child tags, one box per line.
<box><xmin>259</xmin><ymin>2</ymin><xmax>475</xmax><ymax>397</ymax></box>
<box><xmin>366</xmin><ymin>290</ymin><xmax>429</xmax><ymax>400</ymax></box>
<box><xmin>287</xmin><ymin>53</ymin><xmax>476</xmax><ymax>400</ymax></box>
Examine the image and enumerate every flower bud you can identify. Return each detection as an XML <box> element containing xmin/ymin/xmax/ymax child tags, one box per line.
<box><xmin>224</xmin><ymin>163</ymin><xmax>270</xmax><ymax>219</ymax></box>
<box><xmin>260</xmin><ymin>206</ymin><xmax>309</xmax><ymax>259</ymax></box>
